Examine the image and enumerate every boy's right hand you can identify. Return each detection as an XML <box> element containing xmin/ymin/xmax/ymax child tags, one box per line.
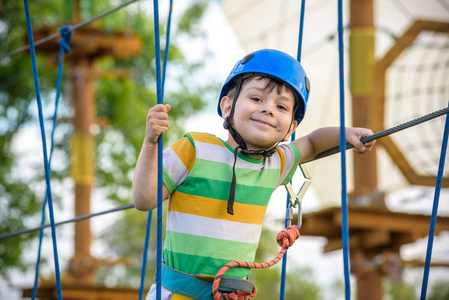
<box><xmin>145</xmin><ymin>104</ymin><xmax>171</xmax><ymax>144</ymax></box>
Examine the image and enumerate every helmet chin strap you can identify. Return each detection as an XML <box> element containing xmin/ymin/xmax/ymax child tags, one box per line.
<box><xmin>223</xmin><ymin>76</ymin><xmax>293</xmax><ymax>215</ymax></box>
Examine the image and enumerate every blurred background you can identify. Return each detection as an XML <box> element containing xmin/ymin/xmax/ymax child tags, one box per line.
<box><xmin>0</xmin><ymin>0</ymin><xmax>448</xmax><ymax>299</ymax></box>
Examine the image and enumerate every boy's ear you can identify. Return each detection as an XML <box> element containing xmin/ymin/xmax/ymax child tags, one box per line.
<box><xmin>220</xmin><ymin>96</ymin><xmax>233</xmax><ymax>119</ymax></box>
<box><xmin>284</xmin><ymin>120</ymin><xmax>298</xmax><ymax>141</ymax></box>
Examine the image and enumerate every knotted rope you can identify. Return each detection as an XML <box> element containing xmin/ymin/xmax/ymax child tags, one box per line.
<box><xmin>212</xmin><ymin>226</ymin><xmax>300</xmax><ymax>300</ymax></box>
<box><xmin>58</xmin><ymin>26</ymin><xmax>73</xmax><ymax>54</ymax></box>
<box><xmin>31</xmin><ymin>25</ymin><xmax>72</xmax><ymax>300</ymax></box>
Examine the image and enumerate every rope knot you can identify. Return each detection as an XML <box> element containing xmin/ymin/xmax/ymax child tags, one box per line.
<box><xmin>276</xmin><ymin>225</ymin><xmax>300</xmax><ymax>249</ymax></box>
<box><xmin>58</xmin><ymin>25</ymin><xmax>73</xmax><ymax>54</ymax></box>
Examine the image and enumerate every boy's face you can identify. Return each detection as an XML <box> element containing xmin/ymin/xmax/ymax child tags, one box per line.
<box><xmin>220</xmin><ymin>77</ymin><xmax>298</xmax><ymax>151</ymax></box>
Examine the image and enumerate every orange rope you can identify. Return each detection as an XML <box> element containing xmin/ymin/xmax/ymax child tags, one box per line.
<box><xmin>212</xmin><ymin>225</ymin><xmax>300</xmax><ymax>300</ymax></box>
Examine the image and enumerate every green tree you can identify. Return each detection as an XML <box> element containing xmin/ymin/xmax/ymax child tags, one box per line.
<box><xmin>384</xmin><ymin>279</ymin><xmax>417</xmax><ymax>300</ymax></box>
<box><xmin>428</xmin><ymin>280</ymin><xmax>449</xmax><ymax>300</ymax></box>
<box><xmin>0</xmin><ymin>0</ymin><xmax>214</xmax><ymax>284</ymax></box>
<box><xmin>0</xmin><ymin>0</ymin><xmax>61</xmax><ymax>278</ymax></box>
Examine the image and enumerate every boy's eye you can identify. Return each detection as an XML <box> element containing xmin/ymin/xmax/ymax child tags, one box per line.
<box><xmin>251</xmin><ymin>97</ymin><xmax>262</xmax><ymax>102</ymax></box>
<box><xmin>277</xmin><ymin>104</ymin><xmax>288</xmax><ymax>111</ymax></box>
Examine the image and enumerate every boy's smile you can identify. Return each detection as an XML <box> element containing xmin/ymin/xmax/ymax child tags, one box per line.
<box><xmin>221</xmin><ymin>77</ymin><xmax>298</xmax><ymax>153</ymax></box>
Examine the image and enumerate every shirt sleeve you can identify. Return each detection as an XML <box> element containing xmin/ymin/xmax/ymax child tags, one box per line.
<box><xmin>277</xmin><ymin>143</ymin><xmax>301</xmax><ymax>186</ymax></box>
<box><xmin>162</xmin><ymin>133</ymin><xmax>196</xmax><ymax>193</ymax></box>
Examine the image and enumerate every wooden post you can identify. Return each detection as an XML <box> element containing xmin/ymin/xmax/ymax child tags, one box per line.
<box><xmin>72</xmin><ymin>0</ymin><xmax>81</xmax><ymax>24</ymax></box>
<box><xmin>69</xmin><ymin>58</ymin><xmax>97</xmax><ymax>283</ymax></box>
<box><xmin>349</xmin><ymin>0</ymin><xmax>381</xmax><ymax>205</ymax></box>
<box><xmin>351</xmin><ymin>249</ymin><xmax>384</xmax><ymax>300</ymax></box>
<box><xmin>349</xmin><ymin>0</ymin><xmax>383</xmax><ymax>299</ymax></box>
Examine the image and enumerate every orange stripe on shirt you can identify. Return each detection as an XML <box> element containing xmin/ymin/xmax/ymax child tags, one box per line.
<box><xmin>168</xmin><ymin>191</ymin><xmax>267</xmax><ymax>225</ymax></box>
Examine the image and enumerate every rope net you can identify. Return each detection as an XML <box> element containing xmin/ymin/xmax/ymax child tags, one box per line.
<box><xmin>385</xmin><ymin>28</ymin><xmax>449</xmax><ymax>179</ymax></box>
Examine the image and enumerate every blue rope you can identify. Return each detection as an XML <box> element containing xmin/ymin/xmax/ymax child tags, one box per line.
<box><xmin>420</xmin><ymin>104</ymin><xmax>449</xmax><ymax>300</ymax></box>
<box><xmin>280</xmin><ymin>2</ymin><xmax>307</xmax><ymax>299</ymax></box>
<box><xmin>280</xmin><ymin>165</ymin><xmax>292</xmax><ymax>300</ymax></box>
<box><xmin>296</xmin><ymin>0</ymin><xmax>306</xmax><ymax>63</ymax></box>
<box><xmin>161</xmin><ymin>0</ymin><xmax>173</xmax><ymax>97</ymax></box>
<box><xmin>139</xmin><ymin>210</ymin><xmax>153</xmax><ymax>300</ymax></box>
<box><xmin>337</xmin><ymin>0</ymin><xmax>351</xmax><ymax>299</ymax></box>
<box><xmin>23</xmin><ymin>1</ymin><xmax>62</xmax><ymax>299</ymax></box>
<box><xmin>31</xmin><ymin>25</ymin><xmax>72</xmax><ymax>300</ymax></box>
<box><xmin>138</xmin><ymin>1</ymin><xmax>173</xmax><ymax>298</ymax></box>
<box><xmin>152</xmin><ymin>1</ymin><xmax>164</xmax><ymax>299</ymax></box>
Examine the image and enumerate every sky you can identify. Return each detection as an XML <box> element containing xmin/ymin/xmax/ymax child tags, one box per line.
<box><xmin>2</xmin><ymin>0</ymin><xmax>449</xmax><ymax>299</ymax></box>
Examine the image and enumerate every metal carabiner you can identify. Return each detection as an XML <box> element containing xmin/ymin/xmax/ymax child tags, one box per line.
<box><xmin>284</xmin><ymin>165</ymin><xmax>311</xmax><ymax>229</ymax></box>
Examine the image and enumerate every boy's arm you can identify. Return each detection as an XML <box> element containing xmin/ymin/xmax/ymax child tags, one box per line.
<box><xmin>132</xmin><ymin>104</ymin><xmax>171</xmax><ymax>211</ymax></box>
<box><xmin>292</xmin><ymin>127</ymin><xmax>375</xmax><ymax>163</ymax></box>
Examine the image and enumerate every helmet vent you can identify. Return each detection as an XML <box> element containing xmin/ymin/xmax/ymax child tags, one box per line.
<box><xmin>241</xmin><ymin>53</ymin><xmax>255</xmax><ymax>64</ymax></box>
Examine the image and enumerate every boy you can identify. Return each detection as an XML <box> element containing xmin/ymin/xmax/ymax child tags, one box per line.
<box><xmin>133</xmin><ymin>49</ymin><xmax>375</xmax><ymax>299</ymax></box>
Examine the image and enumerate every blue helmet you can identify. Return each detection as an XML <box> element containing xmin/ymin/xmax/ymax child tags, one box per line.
<box><xmin>218</xmin><ymin>49</ymin><xmax>310</xmax><ymax>125</ymax></box>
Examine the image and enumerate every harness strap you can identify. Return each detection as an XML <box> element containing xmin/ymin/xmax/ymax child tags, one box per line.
<box><xmin>160</xmin><ymin>263</ymin><xmax>255</xmax><ymax>300</ymax></box>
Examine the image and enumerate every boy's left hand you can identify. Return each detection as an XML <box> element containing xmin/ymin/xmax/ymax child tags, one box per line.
<box><xmin>346</xmin><ymin>127</ymin><xmax>376</xmax><ymax>154</ymax></box>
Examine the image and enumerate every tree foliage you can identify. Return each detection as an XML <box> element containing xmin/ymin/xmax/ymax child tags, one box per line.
<box><xmin>384</xmin><ymin>278</ymin><xmax>418</xmax><ymax>300</ymax></box>
<box><xmin>427</xmin><ymin>280</ymin><xmax>449</xmax><ymax>300</ymax></box>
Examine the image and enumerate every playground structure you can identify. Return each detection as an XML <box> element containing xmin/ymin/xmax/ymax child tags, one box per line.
<box><xmin>0</xmin><ymin>0</ymin><xmax>448</xmax><ymax>299</ymax></box>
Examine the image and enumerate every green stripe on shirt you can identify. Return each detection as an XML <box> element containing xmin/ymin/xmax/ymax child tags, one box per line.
<box><xmin>177</xmin><ymin>176</ymin><xmax>274</xmax><ymax>206</ymax></box>
<box><xmin>164</xmin><ymin>230</ymin><xmax>258</xmax><ymax>261</ymax></box>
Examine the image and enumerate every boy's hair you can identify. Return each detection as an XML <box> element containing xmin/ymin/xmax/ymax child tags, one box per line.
<box><xmin>226</xmin><ymin>75</ymin><xmax>301</xmax><ymax>122</ymax></box>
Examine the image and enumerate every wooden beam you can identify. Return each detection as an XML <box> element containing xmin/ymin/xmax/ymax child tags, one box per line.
<box><xmin>332</xmin><ymin>209</ymin><xmax>449</xmax><ymax>235</ymax></box>
<box><xmin>324</xmin><ymin>235</ymin><xmax>361</xmax><ymax>253</ymax></box>
<box><xmin>32</xmin><ymin>27</ymin><xmax>142</xmax><ymax>61</ymax></box>
<box><xmin>401</xmin><ymin>259</ymin><xmax>449</xmax><ymax>268</ymax></box>
<box><xmin>376</xmin><ymin>20</ymin><xmax>449</xmax><ymax>71</ymax></box>
<box><xmin>379</xmin><ymin>136</ymin><xmax>449</xmax><ymax>187</ymax></box>
<box><xmin>299</xmin><ymin>207</ymin><xmax>449</xmax><ymax>251</ymax></box>
<box><xmin>300</xmin><ymin>214</ymin><xmax>340</xmax><ymax>237</ymax></box>
<box><xmin>361</xmin><ymin>230</ymin><xmax>390</xmax><ymax>249</ymax></box>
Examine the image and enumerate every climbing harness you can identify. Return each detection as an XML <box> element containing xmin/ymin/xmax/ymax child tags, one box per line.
<box><xmin>160</xmin><ymin>263</ymin><xmax>255</xmax><ymax>300</ymax></box>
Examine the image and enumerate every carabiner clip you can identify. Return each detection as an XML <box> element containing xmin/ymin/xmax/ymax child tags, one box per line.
<box><xmin>285</xmin><ymin>183</ymin><xmax>303</xmax><ymax>228</ymax></box>
<box><xmin>284</xmin><ymin>165</ymin><xmax>311</xmax><ymax>229</ymax></box>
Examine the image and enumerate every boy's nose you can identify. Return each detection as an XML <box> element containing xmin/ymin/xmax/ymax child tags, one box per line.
<box><xmin>261</xmin><ymin>105</ymin><xmax>274</xmax><ymax>116</ymax></box>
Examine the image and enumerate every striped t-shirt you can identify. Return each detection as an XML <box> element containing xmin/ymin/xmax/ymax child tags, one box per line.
<box><xmin>162</xmin><ymin>132</ymin><xmax>301</xmax><ymax>278</ymax></box>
